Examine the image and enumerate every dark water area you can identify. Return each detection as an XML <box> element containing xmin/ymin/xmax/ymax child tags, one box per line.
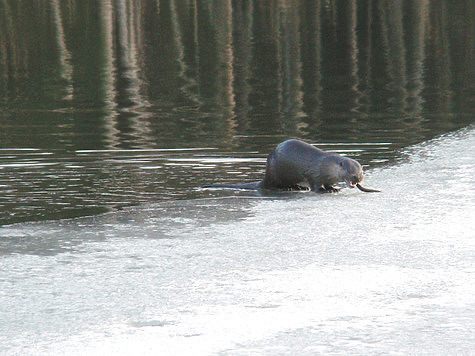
<box><xmin>0</xmin><ymin>0</ymin><xmax>473</xmax><ymax>225</ymax></box>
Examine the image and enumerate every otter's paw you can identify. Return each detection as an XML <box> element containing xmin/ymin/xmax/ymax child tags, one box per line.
<box><xmin>318</xmin><ymin>186</ymin><xmax>340</xmax><ymax>193</ymax></box>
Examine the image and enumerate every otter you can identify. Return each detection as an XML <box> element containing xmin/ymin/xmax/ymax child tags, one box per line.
<box><xmin>202</xmin><ymin>139</ymin><xmax>380</xmax><ymax>193</ymax></box>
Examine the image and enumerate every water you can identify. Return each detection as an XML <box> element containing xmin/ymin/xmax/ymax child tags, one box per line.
<box><xmin>0</xmin><ymin>143</ymin><xmax>395</xmax><ymax>224</ymax></box>
<box><xmin>0</xmin><ymin>1</ymin><xmax>474</xmax><ymax>354</ymax></box>
<box><xmin>1</xmin><ymin>126</ymin><xmax>473</xmax><ymax>355</ymax></box>
<box><xmin>1</xmin><ymin>1</ymin><xmax>473</xmax><ymax>225</ymax></box>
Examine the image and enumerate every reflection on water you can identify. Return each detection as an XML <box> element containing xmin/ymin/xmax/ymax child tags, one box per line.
<box><xmin>0</xmin><ymin>0</ymin><xmax>473</xmax><ymax>224</ymax></box>
<box><xmin>0</xmin><ymin>1</ymin><xmax>472</xmax><ymax>147</ymax></box>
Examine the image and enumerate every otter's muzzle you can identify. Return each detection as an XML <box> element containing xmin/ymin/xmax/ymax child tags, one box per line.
<box><xmin>346</xmin><ymin>175</ymin><xmax>361</xmax><ymax>189</ymax></box>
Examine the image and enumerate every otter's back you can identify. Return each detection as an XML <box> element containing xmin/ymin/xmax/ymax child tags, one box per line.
<box><xmin>263</xmin><ymin>139</ymin><xmax>325</xmax><ymax>188</ymax></box>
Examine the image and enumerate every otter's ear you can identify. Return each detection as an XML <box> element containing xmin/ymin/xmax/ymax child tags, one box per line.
<box><xmin>339</xmin><ymin>161</ymin><xmax>344</xmax><ymax>167</ymax></box>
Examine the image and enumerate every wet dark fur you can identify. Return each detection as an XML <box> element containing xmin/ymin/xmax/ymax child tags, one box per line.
<box><xmin>202</xmin><ymin>139</ymin><xmax>379</xmax><ymax>193</ymax></box>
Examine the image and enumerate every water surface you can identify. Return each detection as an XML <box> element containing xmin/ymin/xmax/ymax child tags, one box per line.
<box><xmin>0</xmin><ymin>0</ymin><xmax>473</xmax><ymax>224</ymax></box>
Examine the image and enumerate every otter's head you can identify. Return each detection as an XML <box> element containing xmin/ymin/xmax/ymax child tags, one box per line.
<box><xmin>337</xmin><ymin>157</ymin><xmax>364</xmax><ymax>188</ymax></box>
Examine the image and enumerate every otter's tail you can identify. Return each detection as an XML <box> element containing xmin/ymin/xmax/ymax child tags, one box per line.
<box><xmin>201</xmin><ymin>181</ymin><xmax>261</xmax><ymax>190</ymax></box>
